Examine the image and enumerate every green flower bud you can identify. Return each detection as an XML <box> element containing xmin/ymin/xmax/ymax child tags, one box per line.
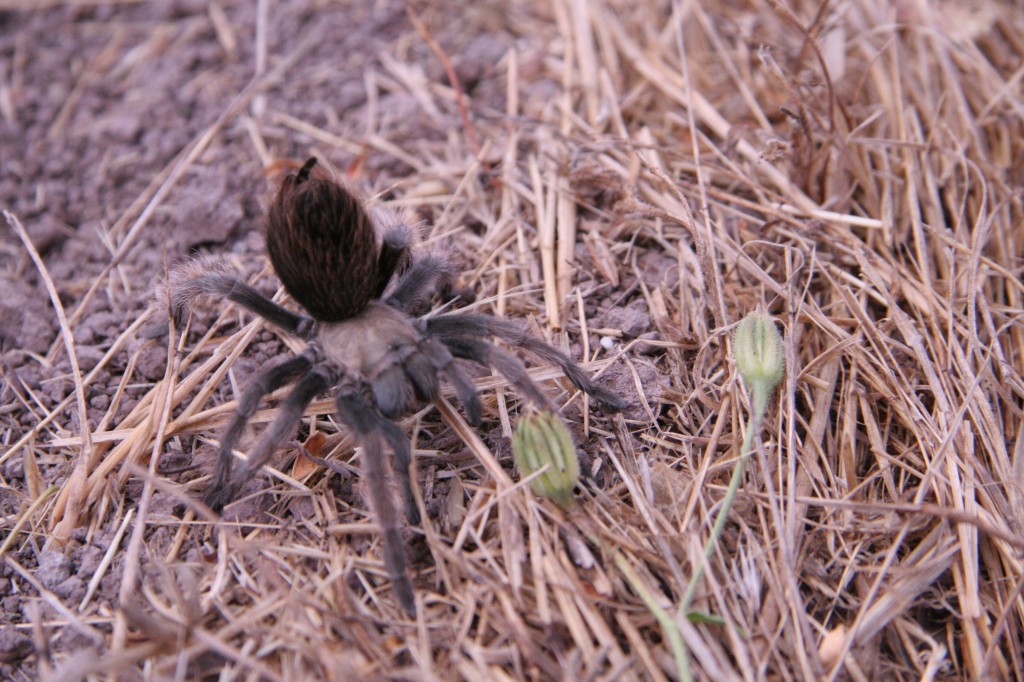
<box><xmin>734</xmin><ymin>312</ymin><xmax>785</xmax><ymax>417</ymax></box>
<box><xmin>513</xmin><ymin>409</ymin><xmax>579</xmax><ymax>506</ymax></box>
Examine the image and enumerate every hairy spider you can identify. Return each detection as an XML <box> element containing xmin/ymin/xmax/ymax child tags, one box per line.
<box><xmin>170</xmin><ymin>157</ymin><xmax>625</xmax><ymax>614</ymax></box>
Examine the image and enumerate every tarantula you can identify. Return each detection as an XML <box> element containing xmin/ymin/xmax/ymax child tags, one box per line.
<box><xmin>170</xmin><ymin>157</ymin><xmax>625</xmax><ymax>615</ymax></box>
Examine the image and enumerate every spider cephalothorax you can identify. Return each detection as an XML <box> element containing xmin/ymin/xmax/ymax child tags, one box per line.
<box><xmin>170</xmin><ymin>157</ymin><xmax>625</xmax><ymax>615</ymax></box>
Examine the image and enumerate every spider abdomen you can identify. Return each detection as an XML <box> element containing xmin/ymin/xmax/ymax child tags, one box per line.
<box><xmin>267</xmin><ymin>159</ymin><xmax>380</xmax><ymax>321</ymax></box>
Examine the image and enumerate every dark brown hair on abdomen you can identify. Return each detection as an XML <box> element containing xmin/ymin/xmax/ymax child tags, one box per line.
<box><xmin>266</xmin><ymin>158</ymin><xmax>379</xmax><ymax>322</ymax></box>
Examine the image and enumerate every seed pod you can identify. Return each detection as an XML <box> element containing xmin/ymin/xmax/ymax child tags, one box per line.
<box><xmin>513</xmin><ymin>409</ymin><xmax>579</xmax><ymax>506</ymax></box>
<box><xmin>734</xmin><ymin>312</ymin><xmax>785</xmax><ymax>416</ymax></box>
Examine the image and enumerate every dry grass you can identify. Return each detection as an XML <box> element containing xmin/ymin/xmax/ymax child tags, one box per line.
<box><xmin>3</xmin><ymin>0</ymin><xmax>1024</xmax><ymax>679</ymax></box>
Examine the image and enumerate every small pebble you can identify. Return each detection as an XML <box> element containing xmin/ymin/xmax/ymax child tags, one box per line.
<box><xmin>600</xmin><ymin>336</ymin><xmax>615</xmax><ymax>350</ymax></box>
<box><xmin>36</xmin><ymin>551</ymin><xmax>72</xmax><ymax>589</ymax></box>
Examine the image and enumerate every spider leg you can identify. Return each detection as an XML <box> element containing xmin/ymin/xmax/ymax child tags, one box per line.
<box><xmin>418</xmin><ymin>336</ymin><xmax>482</xmax><ymax>425</ymax></box>
<box><xmin>207</xmin><ymin>352</ymin><xmax>315</xmax><ymax>502</ymax></box>
<box><xmin>372</xmin><ymin>364</ymin><xmax>415</xmax><ymax>418</ymax></box>
<box><xmin>427</xmin><ymin>313</ymin><xmax>627</xmax><ymax>411</ymax></box>
<box><xmin>336</xmin><ymin>388</ymin><xmax>417</xmax><ymax>616</ymax></box>
<box><xmin>365</xmin><ymin>363</ymin><xmax>422</xmax><ymax>524</ymax></box>
<box><xmin>440</xmin><ymin>336</ymin><xmax>552</xmax><ymax>409</ymax></box>
<box><xmin>374</xmin><ymin>333</ymin><xmax>483</xmax><ymax>424</ymax></box>
<box><xmin>384</xmin><ymin>254</ymin><xmax>458</xmax><ymax>314</ymax></box>
<box><xmin>402</xmin><ymin>348</ymin><xmax>440</xmax><ymax>402</ymax></box>
<box><xmin>376</xmin><ymin>417</ymin><xmax>419</xmax><ymax>526</ymax></box>
<box><xmin>372</xmin><ymin>335</ymin><xmax>489</xmax><ymax>521</ymax></box>
<box><xmin>370</xmin><ymin>333</ymin><xmax>475</xmax><ymax>421</ymax></box>
<box><xmin>203</xmin><ymin>368</ymin><xmax>329</xmax><ymax>511</ymax></box>
<box><xmin>373</xmin><ymin>224</ymin><xmax>412</xmax><ymax>297</ymax></box>
<box><xmin>175</xmin><ymin>271</ymin><xmax>314</xmax><ymax>339</ymax></box>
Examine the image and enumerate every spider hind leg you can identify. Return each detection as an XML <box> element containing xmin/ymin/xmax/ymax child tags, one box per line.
<box><xmin>373</xmin><ymin>224</ymin><xmax>412</xmax><ymax>297</ymax></box>
<box><xmin>385</xmin><ymin>254</ymin><xmax>460</xmax><ymax>315</ymax></box>
<box><xmin>167</xmin><ymin>258</ymin><xmax>314</xmax><ymax>339</ymax></box>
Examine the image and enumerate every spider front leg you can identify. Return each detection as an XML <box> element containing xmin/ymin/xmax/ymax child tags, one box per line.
<box><xmin>365</xmin><ymin>336</ymin><xmax>483</xmax><ymax>521</ymax></box>
<box><xmin>335</xmin><ymin>386</ymin><xmax>417</xmax><ymax>616</ymax></box>
<box><xmin>439</xmin><ymin>336</ymin><xmax>552</xmax><ymax>408</ymax></box>
<box><xmin>417</xmin><ymin>336</ymin><xmax>483</xmax><ymax>426</ymax></box>
<box><xmin>427</xmin><ymin>313</ymin><xmax>628</xmax><ymax>411</ymax></box>
<box><xmin>374</xmin><ymin>415</ymin><xmax>419</xmax><ymax>526</ymax></box>
<box><xmin>203</xmin><ymin>367</ymin><xmax>330</xmax><ymax>511</ymax></box>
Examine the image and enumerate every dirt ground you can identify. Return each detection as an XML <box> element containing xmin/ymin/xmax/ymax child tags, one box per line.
<box><xmin>1</xmin><ymin>3</ymin><xmax>660</xmax><ymax>679</ymax></box>
<box><xmin>2</xmin><ymin>0</ymin><xmax>1023</xmax><ymax>680</ymax></box>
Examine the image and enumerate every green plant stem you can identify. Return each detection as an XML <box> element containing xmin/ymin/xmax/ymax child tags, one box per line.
<box><xmin>615</xmin><ymin>552</ymin><xmax>692</xmax><ymax>682</ymax></box>
<box><xmin>618</xmin><ymin>387</ymin><xmax>769</xmax><ymax>679</ymax></box>
<box><xmin>678</xmin><ymin>397</ymin><xmax>764</xmax><ymax>616</ymax></box>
